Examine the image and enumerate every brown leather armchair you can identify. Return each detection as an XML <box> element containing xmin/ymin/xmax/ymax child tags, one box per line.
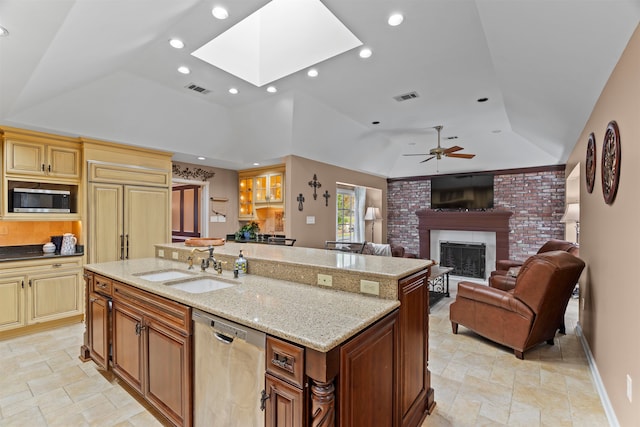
<box><xmin>450</xmin><ymin>251</ymin><xmax>585</xmax><ymax>359</ymax></box>
<box><xmin>490</xmin><ymin>239</ymin><xmax>579</xmax><ymax>289</ymax></box>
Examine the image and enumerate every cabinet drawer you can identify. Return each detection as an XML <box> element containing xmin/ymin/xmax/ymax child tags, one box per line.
<box><xmin>93</xmin><ymin>275</ymin><xmax>113</xmax><ymax>296</ymax></box>
<box><xmin>266</xmin><ymin>336</ymin><xmax>304</xmax><ymax>388</ymax></box>
<box><xmin>112</xmin><ymin>282</ymin><xmax>191</xmax><ymax>335</ymax></box>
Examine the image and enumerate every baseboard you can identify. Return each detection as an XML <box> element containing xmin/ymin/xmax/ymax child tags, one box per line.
<box><xmin>575</xmin><ymin>322</ymin><xmax>619</xmax><ymax>427</ymax></box>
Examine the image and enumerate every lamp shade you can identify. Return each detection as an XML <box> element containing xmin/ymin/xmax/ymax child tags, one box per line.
<box><xmin>364</xmin><ymin>207</ymin><xmax>381</xmax><ymax>220</ymax></box>
<box><xmin>561</xmin><ymin>203</ymin><xmax>580</xmax><ymax>222</ymax></box>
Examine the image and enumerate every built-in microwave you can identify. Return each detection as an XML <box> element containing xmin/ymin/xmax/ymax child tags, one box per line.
<box><xmin>10</xmin><ymin>188</ymin><xmax>71</xmax><ymax>213</ymax></box>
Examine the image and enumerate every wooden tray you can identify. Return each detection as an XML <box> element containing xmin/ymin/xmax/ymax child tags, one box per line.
<box><xmin>184</xmin><ymin>238</ymin><xmax>225</xmax><ymax>247</ymax></box>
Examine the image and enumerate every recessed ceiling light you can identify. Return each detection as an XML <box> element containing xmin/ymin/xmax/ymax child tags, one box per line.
<box><xmin>169</xmin><ymin>38</ymin><xmax>184</xmax><ymax>49</ymax></box>
<box><xmin>477</xmin><ymin>97</ymin><xmax>489</xmax><ymax>103</ymax></box>
<box><xmin>388</xmin><ymin>13</ymin><xmax>404</xmax><ymax>26</ymax></box>
<box><xmin>266</xmin><ymin>86</ymin><xmax>277</xmax><ymax>93</ymax></box>
<box><xmin>359</xmin><ymin>47</ymin><xmax>372</xmax><ymax>59</ymax></box>
<box><xmin>307</xmin><ymin>68</ymin><xmax>318</xmax><ymax>77</ymax></box>
<box><xmin>492</xmin><ymin>129</ymin><xmax>502</xmax><ymax>134</ymax></box>
<box><xmin>253</xmin><ymin>162</ymin><xmax>260</xmax><ymax>166</ymax></box>
<box><xmin>197</xmin><ymin>156</ymin><xmax>206</xmax><ymax>160</ymax></box>
<box><xmin>229</xmin><ymin>87</ymin><xmax>239</xmax><ymax>94</ymax></box>
<box><xmin>177</xmin><ymin>66</ymin><xmax>191</xmax><ymax>74</ymax></box>
<box><xmin>212</xmin><ymin>6</ymin><xmax>229</xmax><ymax>20</ymax></box>
<box><xmin>0</xmin><ymin>26</ymin><xmax>9</xmax><ymax>37</ymax></box>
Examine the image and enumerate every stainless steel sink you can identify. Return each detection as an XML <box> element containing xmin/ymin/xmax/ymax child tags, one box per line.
<box><xmin>167</xmin><ymin>277</ymin><xmax>234</xmax><ymax>294</ymax></box>
<box><xmin>135</xmin><ymin>269</ymin><xmax>196</xmax><ymax>282</ymax></box>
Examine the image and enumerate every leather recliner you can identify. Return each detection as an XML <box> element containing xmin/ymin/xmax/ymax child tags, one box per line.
<box><xmin>489</xmin><ymin>239</ymin><xmax>579</xmax><ymax>290</ymax></box>
<box><xmin>450</xmin><ymin>251</ymin><xmax>585</xmax><ymax>359</ymax></box>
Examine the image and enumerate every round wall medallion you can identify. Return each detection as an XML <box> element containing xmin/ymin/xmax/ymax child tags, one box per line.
<box><xmin>601</xmin><ymin>121</ymin><xmax>621</xmax><ymax>204</ymax></box>
<box><xmin>585</xmin><ymin>133</ymin><xmax>596</xmax><ymax>193</ymax></box>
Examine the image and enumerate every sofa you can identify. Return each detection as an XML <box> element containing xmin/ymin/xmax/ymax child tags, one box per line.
<box><xmin>450</xmin><ymin>251</ymin><xmax>586</xmax><ymax>359</ymax></box>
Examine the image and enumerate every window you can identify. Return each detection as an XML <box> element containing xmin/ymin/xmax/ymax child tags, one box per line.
<box><xmin>336</xmin><ymin>188</ymin><xmax>355</xmax><ymax>241</ymax></box>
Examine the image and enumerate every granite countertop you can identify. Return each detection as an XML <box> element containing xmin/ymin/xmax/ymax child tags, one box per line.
<box><xmin>156</xmin><ymin>241</ymin><xmax>431</xmax><ymax>280</ymax></box>
<box><xmin>84</xmin><ymin>257</ymin><xmax>400</xmax><ymax>353</ymax></box>
<box><xmin>0</xmin><ymin>244</ymin><xmax>84</xmax><ymax>262</ymax></box>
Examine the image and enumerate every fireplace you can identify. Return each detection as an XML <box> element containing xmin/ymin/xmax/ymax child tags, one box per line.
<box><xmin>416</xmin><ymin>209</ymin><xmax>513</xmax><ymax>261</ymax></box>
<box><xmin>440</xmin><ymin>241</ymin><xmax>486</xmax><ymax>279</ymax></box>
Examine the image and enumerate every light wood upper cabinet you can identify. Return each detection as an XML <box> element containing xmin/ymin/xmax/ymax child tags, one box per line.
<box><xmin>255</xmin><ymin>172</ymin><xmax>283</xmax><ymax>204</ymax></box>
<box><xmin>5</xmin><ymin>138</ymin><xmax>80</xmax><ymax>181</ymax></box>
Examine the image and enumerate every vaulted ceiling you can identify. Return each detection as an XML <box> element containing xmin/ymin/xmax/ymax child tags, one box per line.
<box><xmin>1</xmin><ymin>0</ymin><xmax>639</xmax><ymax>178</ymax></box>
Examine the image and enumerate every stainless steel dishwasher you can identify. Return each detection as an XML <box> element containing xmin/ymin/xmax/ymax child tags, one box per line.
<box><xmin>192</xmin><ymin>309</ymin><xmax>266</xmax><ymax>427</ymax></box>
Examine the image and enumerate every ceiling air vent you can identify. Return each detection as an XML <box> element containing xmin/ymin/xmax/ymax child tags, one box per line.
<box><xmin>393</xmin><ymin>91</ymin><xmax>419</xmax><ymax>102</ymax></box>
<box><xmin>185</xmin><ymin>83</ymin><xmax>211</xmax><ymax>95</ymax></box>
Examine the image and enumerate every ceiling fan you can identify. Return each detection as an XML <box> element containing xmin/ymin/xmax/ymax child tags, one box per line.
<box><xmin>403</xmin><ymin>125</ymin><xmax>476</xmax><ymax>163</ymax></box>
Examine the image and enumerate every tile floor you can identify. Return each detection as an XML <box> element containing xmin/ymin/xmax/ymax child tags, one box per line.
<box><xmin>0</xmin><ymin>278</ymin><xmax>609</xmax><ymax>426</ymax></box>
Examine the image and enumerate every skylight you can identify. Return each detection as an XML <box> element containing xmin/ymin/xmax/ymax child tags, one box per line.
<box><xmin>191</xmin><ymin>0</ymin><xmax>362</xmax><ymax>87</ymax></box>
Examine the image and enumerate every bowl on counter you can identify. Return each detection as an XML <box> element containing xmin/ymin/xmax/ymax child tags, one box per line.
<box><xmin>43</xmin><ymin>242</ymin><xmax>56</xmax><ymax>253</ymax></box>
<box><xmin>184</xmin><ymin>238</ymin><xmax>225</xmax><ymax>247</ymax></box>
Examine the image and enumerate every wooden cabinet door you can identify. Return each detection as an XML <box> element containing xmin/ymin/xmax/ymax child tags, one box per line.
<box><xmin>398</xmin><ymin>271</ymin><xmax>429</xmax><ymax>426</ymax></box>
<box><xmin>124</xmin><ymin>185</ymin><xmax>169</xmax><ymax>260</ymax></box>
<box><xmin>87</xmin><ymin>292</ymin><xmax>110</xmax><ymax>370</ymax></box>
<box><xmin>145</xmin><ymin>317</ymin><xmax>191</xmax><ymax>427</ymax></box>
<box><xmin>5</xmin><ymin>140</ymin><xmax>46</xmax><ymax>175</ymax></box>
<box><xmin>0</xmin><ymin>276</ymin><xmax>25</xmax><ymax>332</ymax></box>
<box><xmin>47</xmin><ymin>144</ymin><xmax>80</xmax><ymax>179</ymax></box>
<box><xmin>112</xmin><ymin>301</ymin><xmax>144</xmax><ymax>393</ymax></box>
<box><xmin>265</xmin><ymin>373</ymin><xmax>303</xmax><ymax>427</ymax></box>
<box><xmin>27</xmin><ymin>270</ymin><xmax>83</xmax><ymax>324</ymax></box>
<box><xmin>89</xmin><ymin>183</ymin><xmax>124</xmax><ymax>263</ymax></box>
<box><xmin>339</xmin><ymin>310</ymin><xmax>399</xmax><ymax>427</ymax></box>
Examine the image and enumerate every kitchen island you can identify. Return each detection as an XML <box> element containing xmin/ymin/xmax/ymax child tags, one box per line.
<box><xmin>81</xmin><ymin>242</ymin><xmax>435</xmax><ymax>427</ymax></box>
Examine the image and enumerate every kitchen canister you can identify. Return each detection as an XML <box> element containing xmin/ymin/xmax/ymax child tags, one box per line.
<box><xmin>60</xmin><ymin>233</ymin><xmax>77</xmax><ymax>255</ymax></box>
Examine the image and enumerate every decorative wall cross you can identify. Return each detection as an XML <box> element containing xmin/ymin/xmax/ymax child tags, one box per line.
<box><xmin>323</xmin><ymin>190</ymin><xmax>330</xmax><ymax>207</ymax></box>
<box><xmin>297</xmin><ymin>193</ymin><xmax>305</xmax><ymax>211</ymax></box>
<box><xmin>308</xmin><ymin>174</ymin><xmax>322</xmax><ymax>200</ymax></box>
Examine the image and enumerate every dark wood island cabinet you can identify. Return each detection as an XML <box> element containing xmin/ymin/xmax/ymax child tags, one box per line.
<box><xmin>81</xmin><ymin>243</ymin><xmax>434</xmax><ymax>427</ymax></box>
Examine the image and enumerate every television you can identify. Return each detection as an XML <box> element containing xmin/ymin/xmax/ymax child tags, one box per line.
<box><xmin>430</xmin><ymin>174</ymin><xmax>494</xmax><ymax>210</ymax></box>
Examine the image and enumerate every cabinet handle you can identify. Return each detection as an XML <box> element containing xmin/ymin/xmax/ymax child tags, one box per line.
<box><xmin>90</xmin><ymin>297</ymin><xmax>97</xmax><ymax>303</ymax></box>
<box><xmin>125</xmin><ymin>234</ymin><xmax>129</xmax><ymax>259</ymax></box>
<box><xmin>260</xmin><ymin>389</ymin><xmax>270</xmax><ymax>411</ymax></box>
<box><xmin>52</xmin><ymin>263</ymin><xmax>62</xmax><ymax>268</ymax></box>
<box><xmin>135</xmin><ymin>322</ymin><xmax>146</xmax><ymax>336</ymax></box>
<box><xmin>120</xmin><ymin>235</ymin><xmax>124</xmax><ymax>260</ymax></box>
<box><xmin>48</xmin><ymin>164</ymin><xmax>52</xmax><ymax>172</ymax></box>
<box><xmin>271</xmin><ymin>352</ymin><xmax>294</xmax><ymax>373</ymax></box>
<box><xmin>21</xmin><ymin>280</ymin><xmax>24</xmax><ymax>289</ymax></box>
<box><xmin>28</xmin><ymin>279</ymin><xmax>32</xmax><ymax>287</ymax></box>
<box><xmin>41</xmin><ymin>163</ymin><xmax>45</xmax><ymax>172</ymax></box>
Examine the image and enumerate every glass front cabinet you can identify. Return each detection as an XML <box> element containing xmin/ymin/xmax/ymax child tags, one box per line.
<box><xmin>238</xmin><ymin>167</ymin><xmax>285</xmax><ymax>220</ymax></box>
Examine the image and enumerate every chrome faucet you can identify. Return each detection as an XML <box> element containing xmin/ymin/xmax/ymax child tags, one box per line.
<box><xmin>188</xmin><ymin>245</ymin><xmax>219</xmax><ymax>272</ymax></box>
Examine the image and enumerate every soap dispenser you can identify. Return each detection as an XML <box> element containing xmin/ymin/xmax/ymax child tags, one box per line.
<box><xmin>235</xmin><ymin>250</ymin><xmax>248</xmax><ymax>276</ymax></box>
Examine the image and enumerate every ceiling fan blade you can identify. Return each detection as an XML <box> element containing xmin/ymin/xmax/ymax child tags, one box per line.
<box><xmin>443</xmin><ymin>145</ymin><xmax>463</xmax><ymax>154</ymax></box>
<box><xmin>420</xmin><ymin>156</ymin><xmax>436</xmax><ymax>163</ymax></box>
<box><xmin>402</xmin><ymin>153</ymin><xmax>430</xmax><ymax>156</ymax></box>
<box><xmin>446</xmin><ymin>153</ymin><xmax>476</xmax><ymax>159</ymax></box>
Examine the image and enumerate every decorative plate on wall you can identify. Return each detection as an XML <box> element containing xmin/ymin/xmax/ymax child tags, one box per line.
<box><xmin>585</xmin><ymin>132</ymin><xmax>596</xmax><ymax>193</ymax></box>
<box><xmin>601</xmin><ymin>121</ymin><xmax>621</xmax><ymax>205</ymax></box>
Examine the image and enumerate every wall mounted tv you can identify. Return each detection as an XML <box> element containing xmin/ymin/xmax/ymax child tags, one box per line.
<box><xmin>430</xmin><ymin>174</ymin><xmax>494</xmax><ymax>210</ymax></box>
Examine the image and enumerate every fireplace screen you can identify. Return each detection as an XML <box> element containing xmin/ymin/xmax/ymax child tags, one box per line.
<box><xmin>440</xmin><ymin>241</ymin><xmax>486</xmax><ymax>279</ymax></box>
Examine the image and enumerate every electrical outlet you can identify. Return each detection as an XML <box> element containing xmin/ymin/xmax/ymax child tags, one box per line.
<box><xmin>317</xmin><ymin>274</ymin><xmax>332</xmax><ymax>286</ymax></box>
<box><xmin>627</xmin><ymin>374</ymin><xmax>633</xmax><ymax>402</ymax></box>
<box><xmin>172</xmin><ymin>251</ymin><xmax>179</xmax><ymax>260</ymax></box>
<box><xmin>360</xmin><ymin>279</ymin><xmax>380</xmax><ymax>296</ymax></box>
<box><xmin>158</xmin><ymin>249</ymin><xmax>165</xmax><ymax>257</ymax></box>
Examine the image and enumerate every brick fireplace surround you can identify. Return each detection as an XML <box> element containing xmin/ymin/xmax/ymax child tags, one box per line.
<box><xmin>416</xmin><ymin>210</ymin><xmax>513</xmax><ymax>261</ymax></box>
